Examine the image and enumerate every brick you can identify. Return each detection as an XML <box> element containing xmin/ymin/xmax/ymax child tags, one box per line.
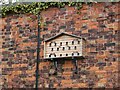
<box><xmin>96</xmin><ymin>83</ymin><xmax>105</xmax><ymax>87</ymax></box>
<box><xmin>54</xmin><ymin>83</ymin><xmax>58</xmax><ymax>88</ymax></box>
<box><xmin>89</xmin><ymin>66</ymin><xmax>99</xmax><ymax>71</ymax></box>
<box><xmin>81</xmin><ymin>30</ymin><xmax>88</xmax><ymax>34</ymax></box>
<box><xmin>96</xmin><ymin>39</ymin><xmax>107</xmax><ymax>44</ymax></box>
<box><xmin>61</xmin><ymin>80</ymin><xmax>72</xmax><ymax>84</ymax></box>
<box><xmin>63</xmin><ymin>71</ymin><xmax>72</xmax><ymax>75</ymax></box>
<box><xmin>96</xmin><ymin>54</ymin><xmax>107</xmax><ymax>59</ymax></box>
<box><xmin>77</xmin><ymin>83</ymin><xmax>87</xmax><ymax>87</ymax></box>
<box><xmin>98</xmin><ymin>78</ymin><xmax>107</xmax><ymax>83</ymax></box>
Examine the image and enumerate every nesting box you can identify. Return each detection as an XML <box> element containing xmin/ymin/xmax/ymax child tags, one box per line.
<box><xmin>44</xmin><ymin>32</ymin><xmax>86</xmax><ymax>60</ymax></box>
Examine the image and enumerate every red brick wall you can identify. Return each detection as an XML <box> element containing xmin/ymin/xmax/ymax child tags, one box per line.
<box><xmin>1</xmin><ymin>2</ymin><xmax>120</xmax><ymax>88</ymax></box>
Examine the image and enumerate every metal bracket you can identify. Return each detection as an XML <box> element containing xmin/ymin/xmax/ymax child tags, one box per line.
<box><xmin>53</xmin><ymin>60</ymin><xmax>58</xmax><ymax>71</ymax></box>
<box><xmin>50</xmin><ymin>58</ymin><xmax>58</xmax><ymax>75</ymax></box>
<box><xmin>72</xmin><ymin>57</ymin><xmax>78</xmax><ymax>74</ymax></box>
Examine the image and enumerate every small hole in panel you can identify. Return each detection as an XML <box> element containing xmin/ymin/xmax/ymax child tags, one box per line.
<box><xmin>51</xmin><ymin>48</ymin><xmax>53</xmax><ymax>51</ymax></box>
<box><xmin>49</xmin><ymin>55</ymin><xmax>51</xmax><ymax>57</ymax></box>
<box><xmin>54</xmin><ymin>43</ymin><xmax>56</xmax><ymax>46</ymax></box>
<box><xmin>66</xmin><ymin>42</ymin><xmax>68</xmax><ymax>45</ymax></box>
<box><xmin>68</xmin><ymin>47</ymin><xmax>70</xmax><ymax>50</ymax></box>
<box><xmin>74</xmin><ymin>46</ymin><xmax>77</xmax><ymax>50</ymax></box>
<box><xmin>49</xmin><ymin>43</ymin><xmax>51</xmax><ymax>47</ymax></box>
<box><xmin>63</xmin><ymin>47</ymin><xmax>65</xmax><ymax>51</ymax></box>
<box><xmin>72</xmin><ymin>53</ymin><xmax>74</xmax><ymax>56</ymax></box>
<box><xmin>57</xmin><ymin>48</ymin><xmax>59</xmax><ymax>51</ymax></box>
<box><xmin>60</xmin><ymin>42</ymin><xmax>62</xmax><ymax>46</ymax></box>
<box><xmin>72</xmin><ymin>41</ymin><xmax>74</xmax><ymax>45</ymax></box>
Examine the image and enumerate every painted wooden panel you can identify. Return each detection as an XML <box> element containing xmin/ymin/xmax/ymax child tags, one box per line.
<box><xmin>44</xmin><ymin>34</ymin><xmax>85</xmax><ymax>59</ymax></box>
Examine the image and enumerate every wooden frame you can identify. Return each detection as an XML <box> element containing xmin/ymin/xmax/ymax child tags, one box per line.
<box><xmin>44</xmin><ymin>32</ymin><xmax>86</xmax><ymax>60</ymax></box>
